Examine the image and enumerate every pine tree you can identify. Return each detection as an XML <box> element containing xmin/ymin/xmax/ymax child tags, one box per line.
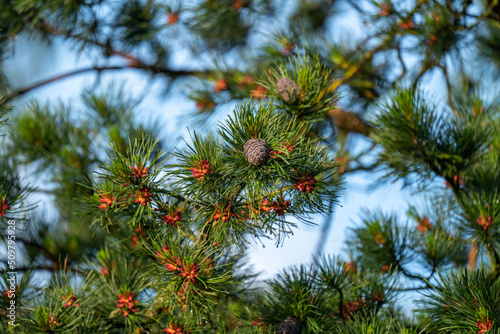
<box><xmin>1</xmin><ymin>1</ymin><xmax>500</xmax><ymax>333</ymax></box>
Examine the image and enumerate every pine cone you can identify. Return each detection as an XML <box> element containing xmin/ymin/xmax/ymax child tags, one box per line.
<box><xmin>276</xmin><ymin>78</ymin><xmax>300</xmax><ymax>102</ymax></box>
<box><xmin>243</xmin><ymin>138</ymin><xmax>270</xmax><ymax>166</ymax></box>
<box><xmin>277</xmin><ymin>317</ymin><xmax>302</xmax><ymax>334</ymax></box>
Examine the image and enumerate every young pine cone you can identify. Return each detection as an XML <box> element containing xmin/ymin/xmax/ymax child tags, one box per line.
<box><xmin>276</xmin><ymin>77</ymin><xmax>300</xmax><ymax>102</ymax></box>
<box><xmin>243</xmin><ymin>138</ymin><xmax>270</xmax><ymax>166</ymax></box>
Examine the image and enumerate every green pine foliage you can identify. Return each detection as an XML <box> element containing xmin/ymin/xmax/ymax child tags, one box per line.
<box><xmin>258</xmin><ymin>53</ymin><xmax>339</xmax><ymax>122</ymax></box>
<box><xmin>371</xmin><ymin>87</ymin><xmax>491</xmax><ymax>189</ymax></box>
<box><xmin>420</xmin><ymin>270</ymin><xmax>500</xmax><ymax>334</ymax></box>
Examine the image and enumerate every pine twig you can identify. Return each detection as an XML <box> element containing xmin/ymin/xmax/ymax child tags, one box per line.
<box><xmin>0</xmin><ymin>265</ymin><xmax>85</xmax><ymax>276</ymax></box>
<box><xmin>335</xmin><ymin>285</ymin><xmax>345</xmax><ymax>320</ymax></box>
<box><xmin>5</xmin><ymin>65</ymin><xmax>206</xmax><ymax>102</ymax></box>
<box><xmin>5</xmin><ymin>66</ymin><xmax>126</xmax><ymax>102</ymax></box>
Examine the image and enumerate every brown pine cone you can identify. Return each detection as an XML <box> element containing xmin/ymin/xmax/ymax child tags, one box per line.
<box><xmin>276</xmin><ymin>78</ymin><xmax>300</xmax><ymax>102</ymax></box>
<box><xmin>277</xmin><ymin>317</ymin><xmax>302</xmax><ymax>334</ymax></box>
<box><xmin>243</xmin><ymin>138</ymin><xmax>270</xmax><ymax>166</ymax></box>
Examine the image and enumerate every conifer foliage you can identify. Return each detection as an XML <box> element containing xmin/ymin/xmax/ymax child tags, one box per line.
<box><xmin>1</xmin><ymin>0</ymin><xmax>500</xmax><ymax>333</ymax></box>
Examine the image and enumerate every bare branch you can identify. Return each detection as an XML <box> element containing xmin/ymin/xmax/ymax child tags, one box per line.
<box><xmin>6</xmin><ymin>65</ymin><xmax>206</xmax><ymax>102</ymax></box>
<box><xmin>6</xmin><ymin>66</ymin><xmax>126</xmax><ymax>102</ymax></box>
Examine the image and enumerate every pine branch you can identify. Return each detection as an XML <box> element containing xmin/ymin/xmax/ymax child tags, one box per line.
<box><xmin>486</xmin><ymin>241</ymin><xmax>500</xmax><ymax>279</ymax></box>
<box><xmin>30</xmin><ymin>20</ymin><xmax>210</xmax><ymax>84</ymax></box>
<box><xmin>0</xmin><ymin>265</ymin><xmax>85</xmax><ymax>275</ymax></box>
<box><xmin>5</xmin><ymin>66</ymin><xmax>125</xmax><ymax>102</ymax></box>
<box><xmin>335</xmin><ymin>285</ymin><xmax>345</xmax><ymax>320</ymax></box>
<box><xmin>0</xmin><ymin>308</ymin><xmax>29</xmax><ymax>316</ymax></box>
<box><xmin>397</xmin><ymin>263</ymin><xmax>435</xmax><ymax>289</ymax></box>
<box><xmin>394</xmin><ymin>286</ymin><xmax>431</xmax><ymax>292</ymax></box>
<box><xmin>1</xmin><ymin>235</ymin><xmax>58</xmax><ymax>265</ymax></box>
<box><xmin>345</xmin><ymin>0</ymin><xmax>366</xmax><ymax>15</ymax></box>
<box><xmin>5</xmin><ymin>65</ymin><xmax>205</xmax><ymax>102</ymax></box>
<box><xmin>327</xmin><ymin>108</ymin><xmax>372</xmax><ymax>137</ymax></box>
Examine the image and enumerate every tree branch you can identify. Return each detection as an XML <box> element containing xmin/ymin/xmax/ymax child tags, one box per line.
<box><xmin>335</xmin><ymin>285</ymin><xmax>345</xmax><ymax>320</ymax></box>
<box><xmin>394</xmin><ymin>285</ymin><xmax>432</xmax><ymax>292</ymax></box>
<box><xmin>327</xmin><ymin>108</ymin><xmax>373</xmax><ymax>137</ymax></box>
<box><xmin>486</xmin><ymin>241</ymin><xmax>500</xmax><ymax>279</ymax></box>
<box><xmin>5</xmin><ymin>64</ymin><xmax>206</xmax><ymax>102</ymax></box>
<box><xmin>2</xmin><ymin>235</ymin><xmax>57</xmax><ymax>264</ymax></box>
<box><xmin>0</xmin><ymin>265</ymin><xmax>85</xmax><ymax>276</ymax></box>
<box><xmin>397</xmin><ymin>263</ymin><xmax>435</xmax><ymax>289</ymax></box>
<box><xmin>6</xmin><ymin>66</ymin><xmax>126</xmax><ymax>102</ymax></box>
